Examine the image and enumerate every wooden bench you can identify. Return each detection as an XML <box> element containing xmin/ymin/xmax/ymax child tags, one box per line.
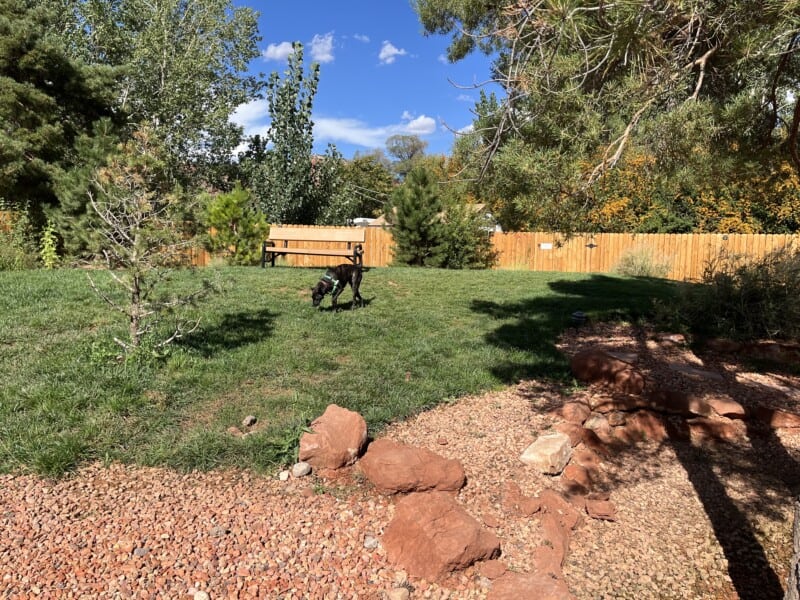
<box><xmin>261</xmin><ymin>226</ymin><xmax>365</xmax><ymax>268</ymax></box>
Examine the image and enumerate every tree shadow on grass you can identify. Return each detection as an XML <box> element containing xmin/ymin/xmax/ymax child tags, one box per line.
<box><xmin>475</xmin><ymin>274</ymin><xmax>796</xmax><ymax>597</ymax></box>
<box><xmin>177</xmin><ymin>309</ymin><xmax>277</xmax><ymax>357</ymax></box>
<box><xmin>471</xmin><ymin>274</ymin><xmax>676</xmax><ymax>383</ymax></box>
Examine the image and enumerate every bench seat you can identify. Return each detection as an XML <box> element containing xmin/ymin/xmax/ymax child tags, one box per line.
<box><xmin>261</xmin><ymin>226</ymin><xmax>365</xmax><ymax>267</ymax></box>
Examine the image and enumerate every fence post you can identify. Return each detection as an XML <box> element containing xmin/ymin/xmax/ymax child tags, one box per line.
<box><xmin>788</xmin><ymin>494</ymin><xmax>800</xmax><ymax>600</ymax></box>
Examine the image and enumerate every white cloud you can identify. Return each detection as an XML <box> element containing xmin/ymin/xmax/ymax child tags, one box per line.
<box><xmin>456</xmin><ymin>94</ymin><xmax>473</xmax><ymax>103</ymax></box>
<box><xmin>438</xmin><ymin>54</ymin><xmax>449</xmax><ymax>64</ymax></box>
<box><xmin>262</xmin><ymin>41</ymin><xmax>294</xmax><ymax>62</ymax></box>
<box><xmin>353</xmin><ymin>34</ymin><xmax>370</xmax><ymax>43</ymax></box>
<box><xmin>315</xmin><ymin>113</ymin><xmax>437</xmax><ymax>148</ymax></box>
<box><xmin>232</xmin><ymin>100</ymin><xmax>437</xmax><ymax>152</ymax></box>
<box><xmin>378</xmin><ymin>41</ymin><xmax>407</xmax><ymax>65</ymax></box>
<box><xmin>229</xmin><ymin>99</ymin><xmax>271</xmax><ymax>156</ymax></box>
<box><xmin>310</xmin><ymin>33</ymin><xmax>335</xmax><ymax>63</ymax></box>
<box><xmin>230</xmin><ymin>99</ymin><xmax>269</xmax><ymax>130</ymax></box>
<box><xmin>402</xmin><ymin>114</ymin><xmax>436</xmax><ymax>135</ymax></box>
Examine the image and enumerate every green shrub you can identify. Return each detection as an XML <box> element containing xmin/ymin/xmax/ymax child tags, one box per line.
<box><xmin>201</xmin><ymin>183</ymin><xmax>270</xmax><ymax>266</ymax></box>
<box><xmin>439</xmin><ymin>200</ymin><xmax>498</xmax><ymax>269</ymax></box>
<box><xmin>0</xmin><ymin>209</ymin><xmax>38</xmax><ymax>271</ymax></box>
<box><xmin>39</xmin><ymin>219</ymin><xmax>60</xmax><ymax>269</ymax></box>
<box><xmin>613</xmin><ymin>246</ymin><xmax>671</xmax><ymax>278</ymax></box>
<box><xmin>672</xmin><ymin>247</ymin><xmax>800</xmax><ymax>340</ymax></box>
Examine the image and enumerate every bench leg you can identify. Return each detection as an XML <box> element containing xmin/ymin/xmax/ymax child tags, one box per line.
<box><xmin>354</xmin><ymin>244</ymin><xmax>364</xmax><ymax>267</ymax></box>
<box><xmin>261</xmin><ymin>241</ymin><xmax>277</xmax><ymax>268</ymax></box>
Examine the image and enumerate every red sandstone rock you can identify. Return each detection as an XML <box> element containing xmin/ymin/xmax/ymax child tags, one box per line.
<box><xmin>686</xmin><ymin>417</ymin><xmax>745</xmax><ymax>442</ymax></box>
<box><xmin>479</xmin><ymin>559</ymin><xmax>508</xmax><ymax>580</ymax></box>
<box><xmin>501</xmin><ymin>481</ymin><xmax>541</xmax><ymax>517</ymax></box>
<box><xmin>645</xmin><ymin>389</ymin><xmax>713</xmax><ymax>417</ymax></box>
<box><xmin>570</xmin><ymin>348</ymin><xmax>645</xmax><ymax>395</ymax></box>
<box><xmin>358</xmin><ymin>438</ymin><xmax>466</xmax><ymax>494</ymax></box>
<box><xmin>488</xmin><ymin>571</ymin><xmax>576</xmax><ymax>600</ymax></box>
<box><xmin>753</xmin><ymin>406</ymin><xmax>800</xmax><ymax>429</ymax></box>
<box><xmin>539</xmin><ymin>511</ymin><xmax>570</xmax><ymax>567</ymax></box>
<box><xmin>539</xmin><ymin>489</ymin><xmax>582</xmax><ymax>531</ymax></box>
<box><xmin>561</xmin><ymin>464</ymin><xmax>592</xmax><ymax>495</ymax></box>
<box><xmin>580</xmin><ymin>429</ymin><xmax>612</xmax><ymax>456</ymax></box>
<box><xmin>707</xmin><ymin>397</ymin><xmax>747</xmax><ymax>419</ymax></box>
<box><xmin>554</xmin><ymin>422</ymin><xmax>584</xmax><ymax>447</ymax></box>
<box><xmin>298</xmin><ymin>404</ymin><xmax>367</xmax><ymax>470</ymax></box>
<box><xmin>558</xmin><ymin>401</ymin><xmax>591</xmax><ymax>425</ymax></box>
<box><xmin>382</xmin><ymin>492</ymin><xmax>501</xmax><ymax>581</ymax></box>
<box><xmin>614</xmin><ymin>410</ymin><xmax>671</xmax><ymax>443</ymax></box>
<box><xmin>585</xmin><ymin>498</ymin><xmax>617</xmax><ymax>521</ymax></box>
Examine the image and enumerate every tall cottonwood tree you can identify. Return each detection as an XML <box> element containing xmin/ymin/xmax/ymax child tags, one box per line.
<box><xmin>50</xmin><ymin>0</ymin><xmax>261</xmax><ymax>186</ymax></box>
<box><xmin>416</xmin><ymin>0</ymin><xmax>800</xmax><ymax>231</ymax></box>
<box><xmin>242</xmin><ymin>42</ymin><xmax>343</xmax><ymax>224</ymax></box>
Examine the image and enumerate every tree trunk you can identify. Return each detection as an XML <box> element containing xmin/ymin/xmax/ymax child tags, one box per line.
<box><xmin>787</xmin><ymin>495</ymin><xmax>800</xmax><ymax>600</ymax></box>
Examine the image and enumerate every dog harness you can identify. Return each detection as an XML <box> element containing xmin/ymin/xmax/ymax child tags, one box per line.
<box><xmin>321</xmin><ymin>272</ymin><xmax>339</xmax><ymax>294</ymax></box>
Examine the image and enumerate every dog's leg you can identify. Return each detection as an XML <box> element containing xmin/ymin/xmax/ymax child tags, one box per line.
<box><xmin>352</xmin><ymin>270</ymin><xmax>363</xmax><ymax>308</ymax></box>
<box><xmin>331</xmin><ymin>288</ymin><xmax>343</xmax><ymax>312</ymax></box>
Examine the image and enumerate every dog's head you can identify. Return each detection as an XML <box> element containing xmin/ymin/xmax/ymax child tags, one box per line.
<box><xmin>311</xmin><ymin>278</ymin><xmax>333</xmax><ymax>307</ymax></box>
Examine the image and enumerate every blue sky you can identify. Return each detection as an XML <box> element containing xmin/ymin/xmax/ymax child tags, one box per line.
<box><xmin>230</xmin><ymin>0</ymin><xmax>499</xmax><ymax>158</ymax></box>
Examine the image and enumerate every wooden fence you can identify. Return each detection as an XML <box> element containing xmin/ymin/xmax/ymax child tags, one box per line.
<box><xmin>214</xmin><ymin>226</ymin><xmax>797</xmax><ymax>281</ymax></box>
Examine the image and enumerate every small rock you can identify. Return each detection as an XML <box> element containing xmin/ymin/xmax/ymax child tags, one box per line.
<box><xmin>226</xmin><ymin>426</ymin><xmax>243</xmax><ymax>437</ymax></box>
<box><xmin>133</xmin><ymin>547</ymin><xmax>148</xmax><ymax>557</ymax></box>
<box><xmin>364</xmin><ymin>535</ymin><xmax>379</xmax><ymax>549</ymax></box>
<box><xmin>194</xmin><ymin>592</ymin><xmax>211</xmax><ymax>600</ymax></box>
<box><xmin>520</xmin><ymin>432</ymin><xmax>572</xmax><ymax>475</ymax></box>
<box><xmin>607</xmin><ymin>411</ymin><xmax>627</xmax><ymax>427</ymax></box>
<box><xmin>278</xmin><ymin>470</ymin><xmax>290</xmax><ymax>482</ymax></box>
<box><xmin>479</xmin><ymin>559</ymin><xmax>508</xmax><ymax>580</ymax></box>
<box><xmin>386</xmin><ymin>588</ymin><xmax>410</xmax><ymax>600</ymax></box>
<box><xmin>209</xmin><ymin>526</ymin><xmax>228</xmax><ymax>538</ymax></box>
<box><xmin>242</xmin><ymin>415</ymin><xmax>257</xmax><ymax>428</ymax></box>
<box><xmin>482</xmin><ymin>513</ymin><xmax>502</xmax><ymax>528</ymax></box>
<box><xmin>291</xmin><ymin>462</ymin><xmax>312</xmax><ymax>478</ymax></box>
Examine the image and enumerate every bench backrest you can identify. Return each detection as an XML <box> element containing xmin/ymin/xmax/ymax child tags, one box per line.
<box><xmin>268</xmin><ymin>226</ymin><xmax>365</xmax><ymax>244</ymax></box>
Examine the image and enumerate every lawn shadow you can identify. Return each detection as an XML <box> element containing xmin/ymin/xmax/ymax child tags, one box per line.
<box><xmin>316</xmin><ymin>297</ymin><xmax>375</xmax><ymax>312</ymax></box>
<box><xmin>178</xmin><ymin>308</ymin><xmax>277</xmax><ymax>357</ymax></box>
<box><xmin>471</xmin><ymin>274</ymin><xmax>675</xmax><ymax>383</ymax></box>
<box><xmin>476</xmin><ymin>274</ymin><xmax>796</xmax><ymax>597</ymax></box>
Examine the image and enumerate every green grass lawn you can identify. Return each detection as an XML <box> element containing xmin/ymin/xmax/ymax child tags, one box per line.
<box><xmin>0</xmin><ymin>266</ymin><xmax>675</xmax><ymax>477</ymax></box>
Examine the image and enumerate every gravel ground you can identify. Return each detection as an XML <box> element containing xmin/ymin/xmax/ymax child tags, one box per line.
<box><xmin>1</xmin><ymin>323</ymin><xmax>798</xmax><ymax>599</ymax></box>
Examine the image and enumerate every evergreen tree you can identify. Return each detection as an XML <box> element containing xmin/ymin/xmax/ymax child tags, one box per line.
<box><xmin>388</xmin><ymin>167</ymin><xmax>446</xmax><ymax>267</ymax></box>
<box><xmin>0</xmin><ymin>0</ymin><xmax>117</xmax><ymax>222</ymax></box>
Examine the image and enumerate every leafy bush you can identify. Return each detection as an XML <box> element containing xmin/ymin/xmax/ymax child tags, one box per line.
<box><xmin>202</xmin><ymin>183</ymin><xmax>270</xmax><ymax>265</ymax></box>
<box><xmin>439</xmin><ymin>200</ymin><xmax>498</xmax><ymax>269</ymax></box>
<box><xmin>0</xmin><ymin>209</ymin><xmax>38</xmax><ymax>271</ymax></box>
<box><xmin>613</xmin><ymin>246</ymin><xmax>671</xmax><ymax>278</ymax></box>
<box><xmin>670</xmin><ymin>247</ymin><xmax>800</xmax><ymax>340</ymax></box>
<box><xmin>39</xmin><ymin>219</ymin><xmax>60</xmax><ymax>269</ymax></box>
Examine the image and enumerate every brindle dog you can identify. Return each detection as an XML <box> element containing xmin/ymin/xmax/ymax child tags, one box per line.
<box><xmin>311</xmin><ymin>263</ymin><xmax>364</xmax><ymax>311</ymax></box>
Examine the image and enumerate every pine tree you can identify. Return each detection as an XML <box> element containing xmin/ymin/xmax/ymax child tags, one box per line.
<box><xmin>388</xmin><ymin>167</ymin><xmax>446</xmax><ymax>267</ymax></box>
<box><xmin>0</xmin><ymin>0</ymin><xmax>117</xmax><ymax>223</ymax></box>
